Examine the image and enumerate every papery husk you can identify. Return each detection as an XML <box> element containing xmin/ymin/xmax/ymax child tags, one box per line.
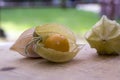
<box><xmin>34</xmin><ymin>23</ymin><xmax>76</xmax><ymax>44</ymax></box>
<box><xmin>33</xmin><ymin>23</ymin><xmax>80</xmax><ymax>62</ymax></box>
<box><xmin>85</xmin><ymin>15</ymin><xmax>120</xmax><ymax>55</ymax></box>
<box><xmin>34</xmin><ymin>42</ymin><xmax>79</xmax><ymax>62</ymax></box>
<box><xmin>10</xmin><ymin>28</ymin><xmax>40</xmax><ymax>58</ymax></box>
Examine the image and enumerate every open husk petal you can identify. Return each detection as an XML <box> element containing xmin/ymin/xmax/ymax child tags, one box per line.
<box><xmin>33</xmin><ymin>23</ymin><xmax>81</xmax><ymax>62</ymax></box>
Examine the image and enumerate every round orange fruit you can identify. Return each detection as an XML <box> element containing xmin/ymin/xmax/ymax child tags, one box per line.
<box><xmin>44</xmin><ymin>34</ymin><xmax>69</xmax><ymax>52</ymax></box>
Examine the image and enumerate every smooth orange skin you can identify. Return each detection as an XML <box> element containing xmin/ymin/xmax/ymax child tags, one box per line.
<box><xmin>44</xmin><ymin>34</ymin><xmax>69</xmax><ymax>52</ymax></box>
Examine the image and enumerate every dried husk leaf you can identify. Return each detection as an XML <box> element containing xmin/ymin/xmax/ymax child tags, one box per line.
<box><xmin>85</xmin><ymin>15</ymin><xmax>120</xmax><ymax>55</ymax></box>
<box><xmin>33</xmin><ymin>23</ymin><xmax>81</xmax><ymax>62</ymax></box>
<box><xmin>10</xmin><ymin>28</ymin><xmax>40</xmax><ymax>58</ymax></box>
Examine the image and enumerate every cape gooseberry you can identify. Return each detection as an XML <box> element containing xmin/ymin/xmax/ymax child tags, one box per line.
<box><xmin>44</xmin><ymin>34</ymin><xmax>69</xmax><ymax>52</ymax></box>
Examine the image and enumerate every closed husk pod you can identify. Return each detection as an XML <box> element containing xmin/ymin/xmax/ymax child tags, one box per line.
<box><xmin>33</xmin><ymin>23</ymin><xmax>80</xmax><ymax>62</ymax></box>
<box><xmin>85</xmin><ymin>15</ymin><xmax>120</xmax><ymax>55</ymax></box>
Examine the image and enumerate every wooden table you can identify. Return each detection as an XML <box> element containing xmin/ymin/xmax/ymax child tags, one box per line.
<box><xmin>0</xmin><ymin>42</ymin><xmax>120</xmax><ymax>80</ymax></box>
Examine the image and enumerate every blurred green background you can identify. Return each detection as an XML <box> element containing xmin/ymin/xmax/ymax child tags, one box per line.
<box><xmin>1</xmin><ymin>8</ymin><xmax>99</xmax><ymax>33</ymax></box>
<box><xmin>1</xmin><ymin>8</ymin><xmax>99</xmax><ymax>40</ymax></box>
<box><xmin>0</xmin><ymin>0</ymin><xmax>120</xmax><ymax>41</ymax></box>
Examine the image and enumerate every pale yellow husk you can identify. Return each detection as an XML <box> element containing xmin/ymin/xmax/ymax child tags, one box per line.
<box><xmin>85</xmin><ymin>15</ymin><xmax>120</xmax><ymax>55</ymax></box>
<box><xmin>34</xmin><ymin>42</ymin><xmax>79</xmax><ymax>62</ymax></box>
<box><xmin>33</xmin><ymin>23</ymin><xmax>80</xmax><ymax>62</ymax></box>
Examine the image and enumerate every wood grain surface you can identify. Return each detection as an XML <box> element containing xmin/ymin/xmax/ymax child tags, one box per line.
<box><xmin>0</xmin><ymin>42</ymin><xmax>120</xmax><ymax>80</ymax></box>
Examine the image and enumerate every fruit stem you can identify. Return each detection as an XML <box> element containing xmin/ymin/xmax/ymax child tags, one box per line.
<box><xmin>25</xmin><ymin>36</ymin><xmax>42</xmax><ymax>56</ymax></box>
